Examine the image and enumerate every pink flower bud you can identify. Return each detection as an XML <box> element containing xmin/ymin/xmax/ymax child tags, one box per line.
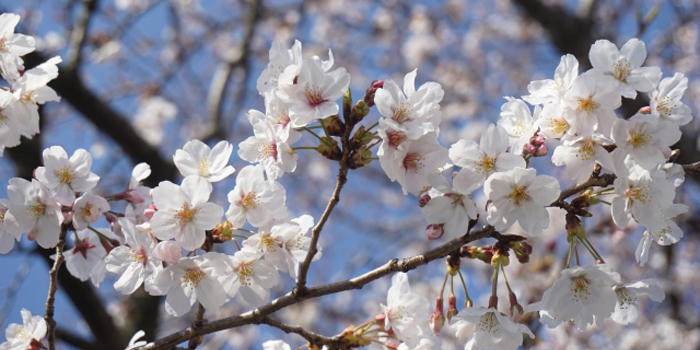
<box><xmin>523</xmin><ymin>143</ymin><xmax>537</xmax><ymax>156</ymax></box>
<box><xmin>426</xmin><ymin>224</ymin><xmax>444</xmax><ymax>240</ymax></box>
<box><xmin>429</xmin><ymin>296</ymin><xmax>445</xmax><ymax>335</ymax></box>
<box><xmin>446</xmin><ymin>293</ymin><xmax>458</xmax><ymax>323</ymax></box>
<box><xmin>529</xmin><ymin>135</ymin><xmax>545</xmax><ymax>146</ymax></box>
<box><xmin>124</xmin><ymin>189</ymin><xmax>145</xmax><ymax>204</ymax></box>
<box><xmin>418</xmin><ymin>194</ymin><xmax>431</xmax><ymax>207</ymax></box>
<box><xmin>638</xmin><ymin>106</ymin><xmax>652</xmax><ymax>114</ymax></box>
<box><xmin>535</xmin><ymin>144</ymin><xmax>548</xmax><ymax>157</ymax></box>
<box><xmin>62</xmin><ymin>210</ymin><xmax>73</xmax><ymax>225</ymax></box>
<box><xmin>144</xmin><ymin>203</ymin><xmax>157</xmax><ymax>220</ymax></box>
<box><xmin>152</xmin><ymin>241</ymin><xmax>183</xmax><ymax>264</ymax></box>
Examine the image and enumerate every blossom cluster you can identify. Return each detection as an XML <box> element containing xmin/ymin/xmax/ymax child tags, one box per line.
<box><xmin>0</xmin><ymin>14</ymin><xmax>694</xmax><ymax>350</ymax></box>
<box><xmin>0</xmin><ymin>13</ymin><xmax>61</xmax><ymax>156</ymax></box>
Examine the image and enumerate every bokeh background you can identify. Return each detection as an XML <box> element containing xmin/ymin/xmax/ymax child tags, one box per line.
<box><xmin>1</xmin><ymin>0</ymin><xmax>699</xmax><ymax>349</ymax></box>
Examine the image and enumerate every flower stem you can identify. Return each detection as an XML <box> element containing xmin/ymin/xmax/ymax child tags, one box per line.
<box><xmin>45</xmin><ymin>226</ymin><xmax>67</xmax><ymax>350</ymax></box>
<box><xmin>457</xmin><ymin>270</ymin><xmax>472</xmax><ymax>306</ymax></box>
<box><xmin>292</xmin><ymin>146</ymin><xmax>317</xmax><ymax>150</ymax></box>
<box><xmin>597</xmin><ymin>199</ymin><xmax>612</xmax><ymax>205</ymax></box>
<box><xmin>366</xmin><ymin>121</ymin><xmax>379</xmax><ymax>132</ymax></box>
<box><xmin>566</xmin><ymin>238</ymin><xmax>575</xmax><ymax>268</ymax></box>
<box><xmin>301</xmin><ymin>127</ymin><xmax>325</xmax><ymax>142</ymax></box>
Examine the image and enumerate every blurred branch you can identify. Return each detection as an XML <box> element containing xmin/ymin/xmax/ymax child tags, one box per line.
<box><xmin>66</xmin><ymin>0</ymin><xmax>99</xmax><ymax>71</ymax></box>
<box><xmin>21</xmin><ymin>53</ymin><xmax>178</xmax><ymax>187</ymax></box>
<box><xmin>200</xmin><ymin>0</ymin><xmax>260</xmax><ymax>142</ymax></box>
<box><xmin>55</xmin><ymin>328</ymin><xmax>98</xmax><ymax>350</ymax></box>
<box><xmin>260</xmin><ymin>316</ymin><xmax>340</xmax><ymax>349</ymax></box>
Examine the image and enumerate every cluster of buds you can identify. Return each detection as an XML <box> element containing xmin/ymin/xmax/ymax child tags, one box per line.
<box><xmin>429</xmin><ymin>296</ymin><xmax>445</xmax><ymax>335</ymax></box>
<box><xmin>511</xmin><ymin>241</ymin><xmax>533</xmax><ymax>264</ymax></box>
<box><xmin>522</xmin><ymin>134</ymin><xmax>547</xmax><ymax>157</ymax></box>
<box><xmin>460</xmin><ymin>245</ymin><xmax>493</xmax><ymax>264</ymax></box>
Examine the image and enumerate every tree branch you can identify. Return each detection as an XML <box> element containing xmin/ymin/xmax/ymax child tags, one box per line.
<box><xmin>259</xmin><ymin>316</ymin><xmax>338</xmax><ymax>348</ymax></box>
<box><xmin>55</xmin><ymin>328</ymin><xmax>98</xmax><ymax>350</ymax></box>
<box><xmin>45</xmin><ymin>226</ymin><xmax>68</xmax><ymax>350</ymax></box>
<box><xmin>65</xmin><ymin>0</ymin><xmax>99</xmax><ymax>71</ymax></box>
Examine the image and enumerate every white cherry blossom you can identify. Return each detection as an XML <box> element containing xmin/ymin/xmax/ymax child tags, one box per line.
<box><xmin>150</xmin><ymin>175</ymin><xmax>224</xmax><ymax>251</ymax></box>
<box><xmin>611</xmin><ymin>162</ymin><xmax>675</xmax><ymax>230</ymax></box>
<box><xmin>535</xmin><ymin>101</ymin><xmax>574</xmax><ymax>140</ymax></box>
<box><xmin>377</xmin><ymin>118</ymin><xmax>409</xmax><ymax>182</ymax></box>
<box><xmin>649</xmin><ymin>73</ymin><xmax>693</xmax><ymax>126</ymax></box>
<box><xmin>217</xmin><ymin>250</ymin><xmax>280</xmax><ymax>307</ymax></box>
<box><xmin>484</xmin><ymin>167</ymin><xmax>560</xmax><ymax>236</ymax></box>
<box><xmin>104</xmin><ymin>218</ymin><xmax>162</xmax><ymax>295</ymax></box>
<box><xmin>551</xmin><ymin>134</ymin><xmax>614</xmax><ymax>184</ymax></box>
<box><xmin>635</xmin><ymin>203</ymin><xmax>688</xmax><ymax>266</ymax></box>
<box><xmin>523</xmin><ymin>54</ymin><xmax>578</xmax><ymax>105</ymax></box>
<box><xmin>390</xmin><ymin>132</ymin><xmax>449</xmax><ymax>196</ymax></box>
<box><xmin>61</xmin><ymin>229</ymin><xmax>106</xmax><ymax>281</ymax></box>
<box><xmin>4</xmin><ymin>178</ymin><xmax>62</xmax><ymax>248</ymax></box>
<box><xmin>71</xmin><ymin>192</ymin><xmax>110</xmax><ymax>230</ymax></box>
<box><xmin>256</xmin><ymin>39</ymin><xmax>302</xmax><ymax>95</ymax></box>
<box><xmin>238</xmin><ymin>115</ymin><xmax>298</xmax><ymax>182</ymax></box>
<box><xmin>588</xmin><ymin>38</ymin><xmax>662</xmax><ymax>99</ymax></box>
<box><xmin>611</xmin><ymin>114</ymin><xmax>681</xmax><ymax>170</ymax></box>
<box><xmin>448</xmin><ymin>124</ymin><xmax>525</xmax><ymax>186</ymax></box>
<box><xmin>381</xmin><ymin>273</ymin><xmax>431</xmax><ymax>345</ymax></box>
<box><xmin>226</xmin><ymin>164</ymin><xmax>287</xmax><ymax>228</ymax></box>
<box><xmin>0</xmin><ymin>13</ymin><xmax>36</xmax><ymax>82</ymax></box>
<box><xmin>421</xmin><ymin>171</ymin><xmax>478</xmax><ymax>240</ymax></box>
<box><xmin>452</xmin><ymin>307</ymin><xmax>534</xmax><ymax>350</ymax></box>
<box><xmin>0</xmin><ymin>199</ymin><xmax>18</xmax><ymax>254</ymax></box>
<box><xmin>153</xmin><ymin>252</ymin><xmax>228</xmax><ymax>317</ymax></box>
<box><xmin>562</xmin><ymin>73</ymin><xmax>621</xmax><ymax>137</ymax></box>
<box><xmin>173</xmin><ymin>139</ymin><xmax>235</xmax><ymax>183</ymax></box>
<box><xmin>611</xmin><ymin>279</ymin><xmax>665</xmax><ymax>325</ymax></box>
<box><xmin>0</xmin><ymin>309</ymin><xmax>46</xmax><ymax>350</ymax></box>
<box><xmin>525</xmin><ymin>264</ymin><xmax>621</xmax><ymax>331</ymax></box>
<box><xmin>497</xmin><ymin>98</ymin><xmax>538</xmax><ymax>154</ymax></box>
<box><xmin>375</xmin><ymin>69</ymin><xmax>443</xmax><ymax>140</ymax></box>
<box><xmin>34</xmin><ymin>146</ymin><xmax>100</xmax><ymax>206</ymax></box>
<box><xmin>262</xmin><ymin>340</ymin><xmax>291</xmax><ymax>350</ymax></box>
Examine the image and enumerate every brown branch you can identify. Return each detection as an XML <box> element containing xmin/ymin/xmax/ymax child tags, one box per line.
<box><xmin>187</xmin><ymin>304</ymin><xmax>206</xmax><ymax>350</ymax></box>
<box><xmin>65</xmin><ymin>0</ymin><xmax>99</xmax><ymax>71</ymax></box>
<box><xmin>682</xmin><ymin>160</ymin><xmax>700</xmax><ymax>174</ymax></box>
<box><xmin>259</xmin><ymin>316</ymin><xmax>339</xmax><ymax>347</ymax></box>
<box><xmin>55</xmin><ymin>328</ymin><xmax>98</xmax><ymax>350</ymax></box>
<box><xmin>45</xmin><ymin>226</ymin><xmax>68</xmax><ymax>350</ymax></box>
<box><xmin>200</xmin><ymin>0</ymin><xmax>260</xmax><ymax>142</ymax></box>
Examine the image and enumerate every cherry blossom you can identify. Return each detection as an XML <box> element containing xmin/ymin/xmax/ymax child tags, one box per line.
<box><xmin>256</xmin><ymin>39</ymin><xmax>302</xmax><ymax>95</ymax></box>
<box><xmin>448</xmin><ymin>124</ymin><xmax>525</xmax><ymax>187</ymax></box>
<box><xmin>525</xmin><ymin>264</ymin><xmax>621</xmax><ymax>331</ymax></box>
<box><xmin>484</xmin><ymin>167</ymin><xmax>560</xmax><ymax>236</ymax></box>
<box><xmin>104</xmin><ymin>218</ymin><xmax>162</xmax><ymax>295</ymax></box>
<box><xmin>150</xmin><ymin>175</ymin><xmax>224</xmax><ymax>251</ymax></box>
<box><xmin>153</xmin><ymin>252</ymin><xmax>228</xmax><ymax>317</ymax></box>
<box><xmin>6</xmin><ymin>56</ymin><xmax>61</xmax><ymax>138</ymax></box>
<box><xmin>635</xmin><ymin>203</ymin><xmax>688</xmax><ymax>266</ymax></box>
<box><xmin>611</xmin><ymin>279</ymin><xmax>665</xmax><ymax>325</ymax></box>
<box><xmin>71</xmin><ymin>192</ymin><xmax>110</xmax><ymax>230</ymax></box>
<box><xmin>0</xmin><ymin>309</ymin><xmax>46</xmax><ymax>350</ymax></box>
<box><xmin>551</xmin><ymin>134</ymin><xmax>614</xmax><ymax>184</ymax></box>
<box><xmin>389</xmin><ymin>132</ymin><xmax>449</xmax><ymax>196</ymax></box>
<box><xmin>0</xmin><ymin>199</ymin><xmax>18</xmax><ymax>254</ymax></box>
<box><xmin>649</xmin><ymin>73</ymin><xmax>693</xmax><ymax>126</ymax></box>
<box><xmin>611</xmin><ymin>162</ymin><xmax>675</xmax><ymax>230</ymax></box>
<box><xmin>33</xmin><ymin>146</ymin><xmax>100</xmax><ymax>206</ymax></box>
<box><xmin>375</xmin><ymin>69</ymin><xmax>443</xmax><ymax>140</ymax></box>
<box><xmin>523</xmin><ymin>54</ymin><xmax>578</xmax><ymax>105</ymax></box>
<box><xmin>217</xmin><ymin>250</ymin><xmax>280</xmax><ymax>307</ymax></box>
<box><xmin>262</xmin><ymin>340</ymin><xmax>291</xmax><ymax>350</ymax></box>
<box><xmin>497</xmin><ymin>98</ymin><xmax>538</xmax><ymax>154</ymax></box>
<box><xmin>588</xmin><ymin>38</ymin><xmax>662</xmax><ymax>99</ymax></box>
<box><xmin>381</xmin><ymin>273</ymin><xmax>431</xmax><ymax>345</ymax></box>
<box><xmin>611</xmin><ymin>114</ymin><xmax>681</xmax><ymax>170</ymax></box>
<box><xmin>4</xmin><ymin>178</ymin><xmax>62</xmax><ymax>248</ymax></box>
<box><xmin>61</xmin><ymin>229</ymin><xmax>106</xmax><ymax>281</ymax></box>
<box><xmin>535</xmin><ymin>101</ymin><xmax>574</xmax><ymax>140</ymax></box>
<box><xmin>173</xmin><ymin>139</ymin><xmax>235</xmax><ymax>183</ymax></box>
<box><xmin>421</xmin><ymin>171</ymin><xmax>478</xmax><ymax>240</ymax></box>
<box><xmin>238</xmin><ymin>115</ymin><xmax>298</xmax><ymax>182</ymax></box>
<box><xmin>562</xmin><ymin>73</ymin><xmax>621</xmax><ymax>137</ymax></box>
<box><xmin>0</xmin><ymin>13</ymin><xmax>35</xmax><ymax>82</ymax></box>
<box><xmin>226</xmin><ymin>164</ymin><xmax>287</xmax><ymax>228</ymax></box>
<box><xmin>451</xmin><ymin>307</ymin><xmax>534</xmax><ymax>350</ymax></box>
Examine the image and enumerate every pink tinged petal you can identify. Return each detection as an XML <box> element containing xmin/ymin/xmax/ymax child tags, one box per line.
<box><xmin>165</xmin><ymin>284</ymin><xmax>196</xmax><ymax>317</ymax></box>
<box><xmin>176</xmin><ymin>224</ymin><xmax>205</xmax><ymax>251</ymax></box>
<box><xmin>114</xmin><ymin>263</ymin><xmax>145</xmax><ymax>295</ymax></box>
<box><xmin>181</xmin><ymin>176</ymin><xmax>211</xmax><ymax>206</ymax></box>
<box><xmin>620</xmin><ymin>38</ymin><xmax>646</xmax><ymax>68</ymax></box>
<box><xmin>589</xmin><ymin>39</ymin><xmax>620</xmax><ymax>71</ymax></box>
<box><xmin>152</xmin><ymin>241</ymin><xmax>182</xmax><ymax>264</ymax></box>
<box><xmin>526</xmin><ymin>175</ymin><xmax>560</xmax><ymax>205</ymax></box>
<box><xmin>196</xmin><ymin>277</ymin><xmax>227</xmax><ymax>310</ymax></box>
<box><xmin>193</xmin><ymin>203</ymin><xmax>224</xmax><ymax>230</ymax></box>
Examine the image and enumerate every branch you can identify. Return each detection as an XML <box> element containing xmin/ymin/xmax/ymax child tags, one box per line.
<box><xmin>682</xmin><ymin>160</ymin><xmax>700</xmax><ymax>174</ymax></box>
<box><xmin>260</xmin><ymin>316</ymin><xmax>339</xmax><ymax>348</ymax></box>
<box><xmin>55</xmin><ymin>328</ymin><xmax>98</xmax><ymax>350</ymax></box>
<box><xmin>295</xmin><ymin>117</ymin><xmax>353</xmax><ymax>293</ymax></box>
<box><xmin>65</xmin><ymin>0</ymin><xmax>99</xmax><ymax>71</ymax></box>
<box><xmin>45</xmin><ymin>226</ymin><xmax>68</xmax><ymax>350</ymax></box>
<box><xmin>200</xmin><ymin>0</ymin><xmax>260</xmax><ymax>142</ymax></box>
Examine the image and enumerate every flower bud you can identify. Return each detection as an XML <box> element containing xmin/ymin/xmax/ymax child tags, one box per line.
<box><xmin>522</xmin><ymin>143</ymin><xmax>537</xmax><ymax>155</ymax></box>
<box><xmin>363</xmin><ymin>80</ymin><xmax>384</xmax><ymax>107</ymax></box>
<box><xmin>316</xmin><ymin>137</ymin><xmax>342</xmax><ymax>161</ymax></box>
<box><xmin>529</xmin><ymin>135</ymin><xmax>545</xmax><ymax>146</ymax></box>
<box><xmin>429</xmin><ymin>296</ymin><xmax>445</xmax><ymax>335</ymax></box>
<box><xmin>322</xmin><ymin>114</ymin><xmax>345</xmax><ymax>137</ymax></box>
<box><xmin>426</xmin><ymin>224</ymin><xmax>444</xmax><ymax>240</ymax></box>
<box><xmin>144</xmin><ymin>203</ymin><xmax>157</xmax><ymax>220</ymax></box>
<box><xmin>348</xmin><ymin>147</ymin><xmax>373</xmax><ymax>169</ymax></box>
<box><xmin>511</xmin><ymin>241</ymin><xmax>533</xmax><ymax>264</ymax></box>
<box><xmin>350</xmin><ymin>125</ymin><xmax>377</xmax><ymax>149</ymax></box>
<box><xmin>418</xmin><ymin>194</ymin><xmax>431</xmax><ymax>207</ymax></box>
<box><xmin>343</xmin><ymin>87</ymin><xmax>352</xmax><ymax>118</ymax></box>
<box><xmin>446</xmin><ymin>293</ymin><xmax>458</xmax><ymax>323</ymax></box>
<box><xmin>350</xmin><ymin>100</ymin><xmax>370</xmax><ymax>124</ymax></box>
<box><xmin>638</xmin><ymin>105</ymin><xmax>652</xmax><ymax>114</ymax></box>
<box><xmin>535</xmin><ymin>144</ymin><xmax>548</xmax><ymax>157</ymax></box>
<box><xmin>212</xmin><ymin>221</ymin><xmax>234</xmax><ymax>242</ymax></box>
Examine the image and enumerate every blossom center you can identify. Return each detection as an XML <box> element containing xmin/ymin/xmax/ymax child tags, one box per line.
<box><xmin>128</xmin><ymin>248</ymin><xmax>148</xmax><ymax>265</ymax></box>
<box><xmin>175</xmin><ymin>204</ymin><xmax>198</xmax><ymax>226</ymax></box>
<box><xmin>477</xmin><ymin>312</ymin><xmax>499</xmax><ymax>333</ymax></box>
<box><xmin>656</xmin><ymin>97</ymin><xmax>676</xmax><ymax>116</ymax></box>
<box><xmin>392</xmin><ymin>103</ymin><xmax>413</xmax><ymax>124</ymax></box>
<box><xmin>182</xmin><ymin>267</ymin><xmax>206</xmax><ymax>288</ymax></box>
<box><xmin>72</xmin><ymin>238</ymin><xmax>96</xmax><ymax>259</ymax></box>
<box><xmin>274</xmin><ymin>111</ymin><xmax>291</xmax><ymax>128</ymax></box>
<box><xmin>197</xmin><ymin>156</ymin><xmax>210</xmax><ymax>177</ymax></box>
<box><xmin>612</xmin><ymin>59</ymin><xmax>631</xmax><ymax>82</ymax></box>
<box><xmin>14</xmin><ymin>326</ymin><xmax>32</xmax><ymax>341</ymax></box>
<box><xmin>258</xmin><ymin>143</ymin><xmax>278</xmax><ymax>161</ymax></box>
<box><xmin>477</xmin><ymin>154</ymin><xmax>496</xmax><ymax>173</ymax></box>
<box><xmin>54</xmin><ymin>165</ymin><xmax>75</xmax><ymax>184</ymax></box>
<box><xmin>260</xmin><ymin>234</ymin><xmax>282</xmax><ymax>252</ymax></box>
<box><xmin>0</xmin><ymin>208</ymin><xmax>6</xmax><ymax>223</ymax></box>
<box><xmin>569</xmin><ymin>275</ymin><xmax>592</xmax><ymax>301</ymax></box>
<box><xmin>628</xmin><ymin>130</ymin><xmax>651</xmax><ymax>148</ymax></box>
<box><xmin>615</xmin><ymin>287</ymin><xmax>637</xmax><ymax>309</ymax></box>
<box><xmin>0</xmin><ymin>112</ymin><xmax>8</xmax><ymax>126</ymax></box>
<box><xmin>386</xmin><ymin>130</ymin><xmax>407</xmax><ymax>149</ymax></box>
<box><xmin>304</xmin><ymin>86</ymin><xmax>326</xmax><ymax>107</ymax></box>
<box><xmin>509</xmin><ymin>186</ymin><xmax>529</xmax><ymax>206</ymax></box>
<box><xmin>625</xmin><ymin>184</ymin><xmax>651</xmax><ymax>204</ymax></box>
<box><xmin>236</xmin><ymin>262</ymin><xmax>254</xmax><ymax>285</ymax></box>
<box><xmin>549</xmin><ymin>118</ymin><xmax>569</xmax><ymax>135</ymax></box>
<box><xmin>239</xmin><ymin>191</ymin><xmax>259</xmax><ymax>210</ymax></box>
<box><xmin>402</xmin><ymin>152</ymin><xmax>424</xmax><ymax>173</ymax></box>
<box><xmin>576</xmin><ymin>139</ymin><xmax>596</xmax><ymax>160</ymax></box>
<box><xmin>25</xmin><ymin>201</ymin><xmax>46</xmax><ymax>220</ymax></box>
<box><xmin>20</xmin><ymin>91</ymin><xmax>36</xmax><ymax>104</ymax></box>
<box><xmin>577</xmin><ymin>97</ymin><xmax>597</xmax><ymax>112</ymax></box>
<box><xmin>0</xmin><ymin>38</ymin><xmax>8</xmax><ymax>53</ymax></box>
<box><xmin>82</xmin><ymin>204</ymin><xmax>93</xmax><ymax>218</ymax></box>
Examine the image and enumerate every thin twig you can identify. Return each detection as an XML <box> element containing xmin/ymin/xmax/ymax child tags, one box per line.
<box><xmin>66</xmin><ymin>0</ymin><xmax>98</xmax><ymax>71</ymax></box>
<box><xmin>45</xmin><ymin>226</ymin><xmax>68</xmax><ymax>350</ymax></box>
